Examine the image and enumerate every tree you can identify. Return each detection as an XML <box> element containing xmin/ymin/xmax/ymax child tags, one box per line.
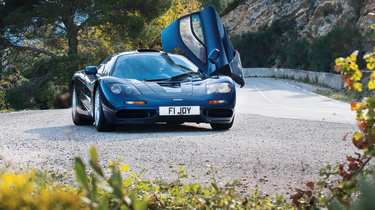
<box><xmin>0</xmin><ymin>0</ymin><xmax>173</xmax><ymax>110</ymax></box>
<box><xmin>0</xmin><ymin>0</ymin><xmax>171</xmax><ymax>57</ymax></box>
<box><xmin>141</xmin><ymin>0</ymin><xmax>201</xmax><ymax>48</ymax></box>
<box><xmin>0</xmin><ymin>0</ymin><xmax>55</xmax><ymax>57</ymax></box>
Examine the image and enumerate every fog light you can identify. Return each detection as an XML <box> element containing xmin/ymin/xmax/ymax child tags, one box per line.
<box><xmin>126</xmin><ymin>101</ymin><xmax>146</xmax><ymax>105</ymax></box>
<box><xmin>208</xmin><ymin>100</ymin><xmax>226</xmax><ymax>105</ymax></box>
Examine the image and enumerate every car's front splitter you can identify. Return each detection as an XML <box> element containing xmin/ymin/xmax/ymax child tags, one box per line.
<box><xmin>101</xmin><ymin>103</ymin><xmax>234</xmax><ymax>125</ymax></box>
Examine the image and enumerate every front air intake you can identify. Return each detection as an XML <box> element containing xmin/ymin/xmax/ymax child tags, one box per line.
<box><xmin>206</xmin><ymin>109</ymin><xmax>233</xmax><ymax>118</ymax></box>
<box><xmin>116</xmin><ymin>110</ymin><xmax>156</xmax><ymax>118</ymax></box>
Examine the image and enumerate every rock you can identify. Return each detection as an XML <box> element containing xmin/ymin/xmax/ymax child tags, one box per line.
<box><xmin>55</xmin><ymin>92</ymin><xmax>71</xmax><ymax>108</ymax></box>
<box><xmin>223</xmin><ymin>0</ymin><xmax>374</xmax><ymax>42</ymax></box>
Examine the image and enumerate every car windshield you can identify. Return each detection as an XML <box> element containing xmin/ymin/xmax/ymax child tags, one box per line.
<box><xmin>112</xmin><ymin>53</ymin><xmax>201</xmax><ymax>81</ymax></box>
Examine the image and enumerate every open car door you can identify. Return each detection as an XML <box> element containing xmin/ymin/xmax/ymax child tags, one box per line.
<box><xmin>161</xmin><ymin>6</ymin><xmax>245</xmax><ymax>87</ymax></box>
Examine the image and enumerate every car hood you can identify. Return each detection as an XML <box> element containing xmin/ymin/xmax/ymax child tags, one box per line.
<box><xmin>128</xmin><ymin>79</ymin><xmax>206</xmax><ymax>98</ymax></box>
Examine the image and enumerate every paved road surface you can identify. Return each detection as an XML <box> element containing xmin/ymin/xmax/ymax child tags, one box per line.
<box><xmin>0</xmin><ymin>78</ymin><xmax>356</xmax><ymax>194</ymax></box>
<box><xmin>237</xmin><ymin>78</ymin><xmax>354</xmax><ymax>124</ymax></box>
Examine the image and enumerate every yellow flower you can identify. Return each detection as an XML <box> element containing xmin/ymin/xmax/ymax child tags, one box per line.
<box><xmin>353</xmin><ymin>131</ymin><xmax>364</xmax><ymax>142</ymax></box>
<box><xmin>108</xmin><ymin>160</ymin><xmax>117</xmax><ymax>167</ymax></box>
<box><xmin>349</xmin><ymin>51</ymin><xmax>359</xmax><ymax>62</ymax></box>
<box><xmin>369</xmin><ymin>80</ymin><xmax>375</xmax><ymax>90</ymax></box>
<box><xmin>367</xmin><ymin>62</ymin><xmax>375</xmax><ymax>71</ymax></box>
<box><xmin>335</xmin><ymin>57</ymin><xmax>345</xmax><ymax>65</ymax></box>
<box><xmin>351</xmin><ymin>70</ymin><xmax>362</xmax><ymax>81</ymax></box>
<box><xmin>120</xmin><ymin>164</ymin><xmax>130</xmax><ymax>172</ymax></box>
<box><xmin>351</xmin><ymin>102</ymin><xmax>362</xmax><ymax>111</ymax></box>
<box><xmin>123</xmin><ymin>177</ymin><xmax>133</xmax><ymax>187</ymax></box>
<box><xmin>364</xmin><ymin>52</ymin><xmax>375</xmax><ymax>62</ymax></box>
<box><xmin>349</xmin><ymin>62</ymin><xmax>359</xmax><ymax>71</ymax></box>
<box><xmin>364</xmin><ymin>53</ymin><xmax>370</xmax><ymax>60</ymax></box>
<box><xmin>353</xmin><ymin>82</ymin><xmax>363</xmax><ymax>92</ymax></box>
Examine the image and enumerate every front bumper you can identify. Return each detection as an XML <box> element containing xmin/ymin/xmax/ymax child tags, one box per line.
<box><xmin>102</xmin><ymin>104</ymin><xmax>234</xmax><ymax>125</ymax></box>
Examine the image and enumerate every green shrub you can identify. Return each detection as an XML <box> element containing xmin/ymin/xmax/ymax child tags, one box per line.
<box><xmin>0</xmin><ymin>171</ymin><xmax>84</xmax><ymax>210</ymax></box>
<box><xmin>5</xmin><ymin>55</ymin><xmax>90</xmax><ymax>110</ymax></box>
<box><xmin>5</xmin><ymin>86</ymin><xmax>32</xmax><ymax>110</ymax></box>
<box><xmin>6</xmin><ymin>80</ymin><xmax>70</xmax><ymax>110</ymax></box>
<box><xmin>232</xmin><ymin>30</ymin><xmax>275</xmax><ymax>67</ymax></box>
<box><xmin>0</xmin><ymin>90</ymin><xmax>8</xmax><ymax>110</ymax></box>
<box><xmin>290</xmin><ymin>51</ymin><xmax>375</xmax><ymax>210</ymax></box>
<box><xmin>0</xmin><ymin>145</ymin><xmax>372</xmax><ymax>210</ymax></box>
<box><xmin>220</xmin><ymin>0</ymin><xmax>246</xmax><ymax>16</ymax></box>
<box><xmin>308</xmin><ymin>26</ymin><xmax>363</xmax><ymax>72</ymax></box>
<box><xmin>72</xmin><ymin>147</ymin><xmax>293</xmax><ymax>210</ymax></box>
<box><xmin>232</xmin><ymin>24</ymin><xmax>364</xmax><ymax>72</ymax></box>
<box><xmin>232</xmin><ymin>19</ymin><xmax>298</xmax><ymax>68</ymax></box>
<box><xmin>201</xmin><ymin>0</ymin><xmax>246</xmax><ymax>16</ymax></box>
<box><xmin>278</xmin><ymin>37</ymin><xmax>310</xmax><ymax>69</ymax></box>
<box><xmin>0</xmin><ymin>147</ymin><xmax>293</xmax><ymax>210</ymax></box>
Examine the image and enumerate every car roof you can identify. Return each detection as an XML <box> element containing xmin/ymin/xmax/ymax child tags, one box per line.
<box><xmin>115</xmin><ymin>49</ymin><xmax>163</xmax><ymax>57</ymax></box>
<box><xmin>112</xmin><ymin>49</ymin><xmax>190</xmax><ymax>62</ymax></box>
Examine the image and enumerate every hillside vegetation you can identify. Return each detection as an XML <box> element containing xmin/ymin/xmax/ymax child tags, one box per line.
<box><xmin>0</xmin><ymin>0</ymin><xmax>374</xmax><ymax>110</ymax></box>
<box><xmin>0</xmin><ymin>0</ymin><xmax>212</xmax><ymax>110</ymax></box>
<box><xmin>224</xmin><ymin>0</ymin><xmax>374</xmax><ymax>71</ymax></box>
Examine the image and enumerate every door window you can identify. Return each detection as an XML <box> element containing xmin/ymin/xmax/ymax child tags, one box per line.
<box><xmin>97</xmin><ymin>64</ymin><xmax>105</xmax><ymax>75</ymax></box>
<box><xmin>191</xmin><ymin>14</ymin><xmax>205</xmax><ymax>45</ymax></box>
<box><xmin>179</xmin><ymin>15</ymin><xmax>206</xmax><ymax>63</ymax></box>
<box><xmin>97</xmin><ymin>56</ymin><xmax>112</xmax><ymax>75</ymax></box>
<box><xmin>104</xmin><ymin>56</ymin><xmax>117</xmax><ymax>75</ymax></box>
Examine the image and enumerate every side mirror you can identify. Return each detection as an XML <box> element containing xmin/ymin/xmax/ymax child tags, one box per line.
<box><xmin>84</xmin><ymin>66</ymin><xmax>97</xmax><ymax>75</ymax></box>
<box><xmin>208</xmin><ymin>49</ymin><xmax>221</xmax><ymax>64</ymax></box>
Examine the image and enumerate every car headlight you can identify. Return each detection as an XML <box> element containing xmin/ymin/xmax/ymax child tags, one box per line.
<box><xmin>110</xmin><ymin>84</ymin><xmax>122</xmax><ymax>95</ymax></box>
<box><xmin>109</xmin><ymin>83</ymin><xmax>140</xmax><ymax>95</ymax></box>
<box><xmin>207</xmin><ymin>83</ymin><xmax>232</xmax><ymax>94</ymax></box>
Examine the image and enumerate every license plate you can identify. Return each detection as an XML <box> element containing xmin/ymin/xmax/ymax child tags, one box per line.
<box><xmin>159</xmin><ymin>106</ymin><xmax>200</xmax><ymax>116</ymax></box>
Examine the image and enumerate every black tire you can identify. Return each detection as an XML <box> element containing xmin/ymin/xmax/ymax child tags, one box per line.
<box><xmin>72</xmin><ymin>87</ymin><xmax>93</xmax><ymax>125</ymax></box>
<box><xmin>210</xmin><ymin>118</ymin><xmax>234</xmax><ymax>131</ymax></box>
<box><xmin>93</xmin><ymin>88</ymin><xmax>113</xmax><ymax>132</ymax></box>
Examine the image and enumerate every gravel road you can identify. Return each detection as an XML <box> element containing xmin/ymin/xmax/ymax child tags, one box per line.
<box><xmin>0</xmin><ymin>78</ymin><xmax>356</xmax><ymax>194</ymax></box>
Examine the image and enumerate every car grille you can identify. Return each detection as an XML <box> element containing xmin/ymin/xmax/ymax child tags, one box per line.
<box><xmin>116</xmin><ymin>110</ymin><xmax>156</xmax><ymax>118</ymax></box>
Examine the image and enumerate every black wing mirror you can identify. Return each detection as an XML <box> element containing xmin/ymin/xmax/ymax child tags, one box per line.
<box><xmin>84</xmin><ymin>66</ymin><xmax>97</xmax><ymax>75</ymax></box>
<box><xmin>208</xmin><ymin>49</ymin><xmax>221</xmax><ymax>64</ymax></box>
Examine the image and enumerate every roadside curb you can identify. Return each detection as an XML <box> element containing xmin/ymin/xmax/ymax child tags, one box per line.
<box><xmin>243</xmin><ymin>68</ymin><xmax>344</xmax><ymax>90</ymax></box>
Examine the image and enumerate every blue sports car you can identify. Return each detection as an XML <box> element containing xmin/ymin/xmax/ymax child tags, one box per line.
<box><xmin>71</xmin><ymin>7</ymin><xmax>245</xmax><ymax>131</ymax></box>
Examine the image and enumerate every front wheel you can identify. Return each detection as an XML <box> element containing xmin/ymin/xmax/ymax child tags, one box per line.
<box><xmin>72</xmin><ymin>87</ymin><xmax>93</xmax><ymax>125</ymax></box>
<box><xmin>94</xmin><ymin>88</ymin><xmax>113</xmax><ymax>132</ymax></box>
<box><xmin>210</xmin><ymin>118</ymin><xmax>234</xmax><ymax>131</ymax></box>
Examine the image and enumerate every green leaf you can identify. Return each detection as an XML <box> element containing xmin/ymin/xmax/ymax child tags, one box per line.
<box><xmin>211</xmin><ymin>183</ymin><xmax>219</xmax><ymax>192</ymax></box>
<box><xmin>96</xmin><ymin>197</ymin><xmax>109</xmax><ymax>210</ymax></box>
<box><xmin>328</xmin><ymin>198</ymin><xmax>347</xmax><ymax>210</ymax></box>
<box><xmin>89</xmin><ymin>172</ymin><xmax>98</xmax><ymax>203</ymax></box>
<box><xmin>108</xmin><ymin>167</ymin><xmax>124</xmax><ymax>200</ymax></box>
<box><xmin>352</xmin><ymin>175</ymin><xmax>375</xmax><ymax>210</ymax></box>
<box><xmin>89</xmin><ymin>146</ymin><xmax>104</xmax><ymax>177</ymax></box>
<box><xmin>74</xmin><ymin>157</ymin><xmax>89</xmax><ymax>191</ymax></box>
<box><xmin>133</xmin><ymin>199</ymin><xmax>148</xmax><ymax>210</ymax></box>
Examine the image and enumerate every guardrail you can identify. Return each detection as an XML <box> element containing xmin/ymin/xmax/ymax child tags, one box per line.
<box><xmin>243</xmin><ymin>68</ymin><xmax>344</xmax><ymax>90</ymax></box>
